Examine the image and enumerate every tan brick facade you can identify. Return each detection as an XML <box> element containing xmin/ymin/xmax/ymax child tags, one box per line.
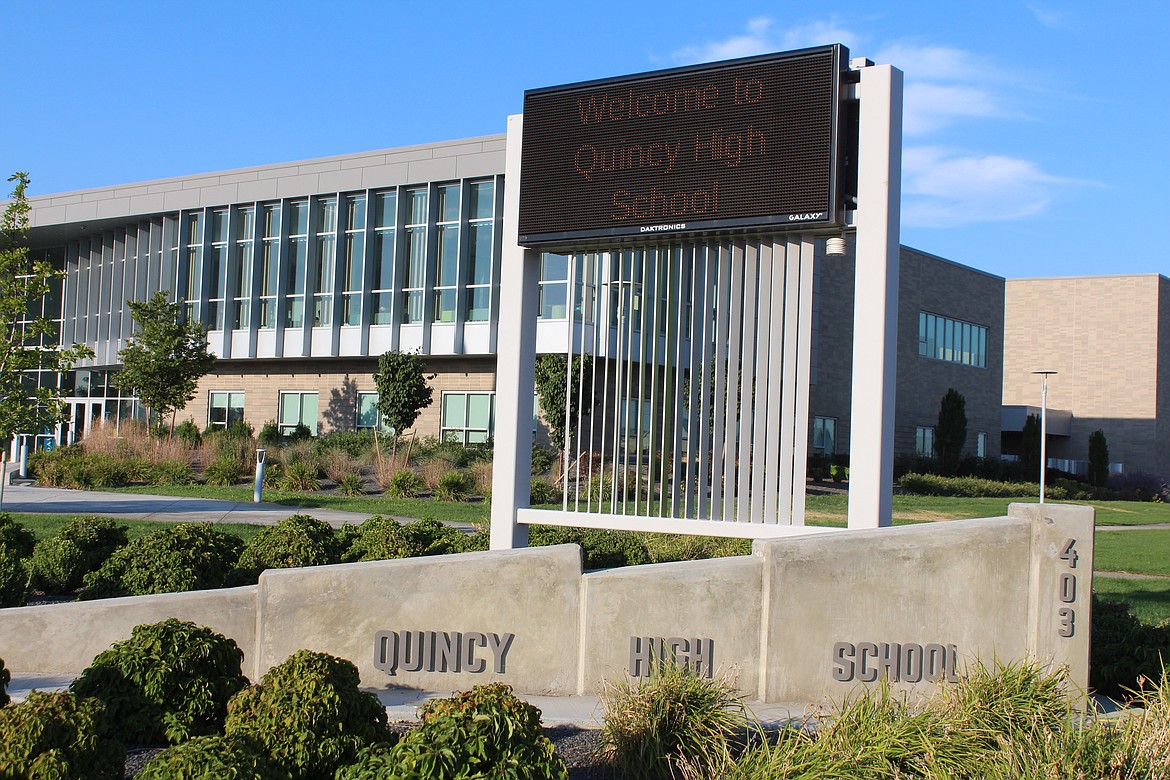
<box><xmin>1003</xmin><ymin>274</ymin><xmax>1170</xmax><ymax>477</ymax></box>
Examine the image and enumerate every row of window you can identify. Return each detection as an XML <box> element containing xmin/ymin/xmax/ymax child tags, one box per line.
<box><xmin>918</xmin><ymin>312</ymin><xmax>988</xmax><ymax>368</ymax></box>
<box><xmin>914</xmin><ymin>426</ymin><xmax>988</xmax><ymax>459</ymax></box>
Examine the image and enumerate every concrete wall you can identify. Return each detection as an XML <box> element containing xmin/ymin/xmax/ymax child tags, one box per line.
<box><xmin>0</xmin><ymin>505</ymin><xmax>1093</xmax><ymax>703</ymax></box>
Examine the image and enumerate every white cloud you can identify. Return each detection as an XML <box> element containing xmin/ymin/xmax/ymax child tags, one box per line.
<box><xmin>903</xmin><ymin>82</ymin><xmax>1006</xmax><ymax>135</ymax></box>
<box><xmin>1026</xmin><ymin>3</ymin><xmax>1069</xmax><ymax>30</ymax></box>
<box><xmin>902</xmin><ymin>146</ymin><xmax>1088</xmax><ymax>227</ymax></box>
<box><xmin>671</xmin><ymin>17</ymin><xmax>860</xmax><ymax>64</ymax></box>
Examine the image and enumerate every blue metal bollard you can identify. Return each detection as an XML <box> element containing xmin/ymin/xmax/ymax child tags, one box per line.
<box><xmin>254</xmin><ymin>449</ymin><xmax>267</xmax><ymax>503</ymax></box>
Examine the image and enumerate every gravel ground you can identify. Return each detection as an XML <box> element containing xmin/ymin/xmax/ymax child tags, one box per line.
<box><xmin>121</xmin><ymin>725</ymin><xmax>615</xmax><ymax>778</ymax></box>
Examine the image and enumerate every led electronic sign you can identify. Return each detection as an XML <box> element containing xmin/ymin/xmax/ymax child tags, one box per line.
<box><xmin>518</xmin><ymin>45</ymin><xmax>849</xmax><ymax>247</ymax></box>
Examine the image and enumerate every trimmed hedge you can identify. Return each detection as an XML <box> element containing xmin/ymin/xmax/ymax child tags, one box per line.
<box><xmin>898</xmin><ymin>472</ymin><xmax>1067</xmax><ymax>499</ymax></box>
<box><xmin>28</xmin><ymin>516</ymin><xmax>128</xmax><ymax>595</ymax></box>
<box><xmin>0</xmin><ymin>691</ymin><xmax>124</xmax><ymax>779</ymax></box>
<box><xmin>137</xmin><ymin>735</ymin><xmax>291</xmax><ymax>779</ymax></box>
<box><xmin>236</xmin><ymin>514</ymin><xmax>343</xmax><ymax>579</ymax></box>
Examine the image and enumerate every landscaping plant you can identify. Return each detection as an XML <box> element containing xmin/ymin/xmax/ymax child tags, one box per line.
<box><xmin>70</xmin><ymin>618</ymin><xmax>249</xmax><ymax>744</ymax></box>
<box><xmin>0</xmin><ymin>691</ymin><xmax>124</xmax><ymax>779</ymax></box>
<box><xmin>374</xmin><ymin>683</ymin><xmax>568</xmax><ymax>780</ymax></box>
<box><xmin>27</xmin><ymin>516</ymin><xmax>128</xmax><ymax>595</ymax></box>
<box><xmin>0</xmin><ymin>655</ymin><xmax>9</xmax><ymax>707</ymax></box>
<box><xmin>236</xmin><ymin>514</ymin><xmax>343</xmax><ymax>579</ymax></box>
<box><xmin>136</xmin><ymin>735</ymin><xmax>291</xmax><ymax>779</ymax></box>
<box><xmin>600</xmin><ymin>662</ymin><xmax>749</xmax><ymax>780</ymax></box>
<box><xmin>224</xmin><ymin>649</ymin><xmax>389</xmax><ymax>779</ymax></box>
<box><xmin>79</xmin><ymin>522</ymin><xmax>243</xmax><ymax>599</ymax></box>
<box><xmin>0</xmin><ymin>543</ymin><xmax>28</xmax><ymax>608</ymax></box>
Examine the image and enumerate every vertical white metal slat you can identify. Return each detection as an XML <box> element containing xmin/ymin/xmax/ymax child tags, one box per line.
<box><xmin>721</xmin><ymin>242</ymin><xmax>745</xmax><ymax>522</ymax></box>
<box><xmin>708</xmin><ymin>243</ymin><xmax>732</xmax><ymax>521</ymax></box>
<box><xmin>736</xmin><ymin>242</ymin><xmax>759</xmax><ymax>522</ymax></box>
<box><xmin>645</xmin><ymin>247</ymin><xmax>662</xmax><ymax>516</ymax></box>
<box><xmin>669</xmin><ymin>246</ymin><xmax>687</xmax><ymax>518</ymax></box>
<box><xmin>790</xmin><ymin>236</ymin><xmax>817</xmax><ymax>526</ymax></box>
<box><xmin>609</xmin><ymin>251</ymin><xmax>627</xmax><ymax>515</ymax></box>
<box><xmin>778</xmin><ymin>236</ymin><xmax>803</xmax><ymax>524</ymax></box>
<box><xmin>763</xmin><ymin>240</ymin><xmax>787</xmax><ymax>523</ymax></box>
<box><xmin>562</xmin><ymin>251</ymin><xmax>576</xmax><ymax>511</ymax></box>
<box><xmin>750</xmin><ymin>240</ymin><xmax>774</xmax><ymax>523</ymax></box>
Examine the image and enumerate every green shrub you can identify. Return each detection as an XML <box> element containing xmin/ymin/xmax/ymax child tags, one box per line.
<box><xmin>338</xmin><ymin>472</ymin><xmax>366</xmax><ymax>496</ymax></box>
<box><xmin>225</xmin><ymin>649</ymin><xmax>389</xmax><ymax>779</ymax></box>
<box><xmin>261</xmin><ymin>459</ymin><xmax>285</xmax><ymax>488</ymax></box>
<box><xmin>79</xmin><ymin>522</ymin><xmax>242</xmax><ymax>599</ymax></box>
<box><xmin>1091</xmin><ymin>594</ymin><xmax>1170</xmax><ymax>700</ymax></box>
<box><xmin>281</xmin><ymin>460</ymin><xmax>321</xmax><ymax>491</ymax></box>
<box><xmin>258</xmin><ymin>420</ymin><xmax>282</xmax><ymax>447</ymax></box>
<box><xmin>386</xmin><ymin>468</ymin><xmax>424</xmax><ymax>498</ymax></box>
<box><xmin>0</xmin><ymin>514</ymin><xmax>35</xmax><ymax>558</ymax></box>
<box><xmin>149</xmin><ymin>458</ymin><xmax>195</xmax><ymax>485</ymax></box>
<box><xmin>0</xmin><ymin>544</ymin><xmax>29</xmax><ymax>607</ymax></box>
<box><xmin>137</xmin><ymin>735</ymin><xmax>291</xmax><ymax>780</ymax></box>
<box><xmin>600</xmin><ymin>663</ymin><xmax>748</xmax><ymax>780</ymax></box>
<box><xmin>435</xmin><ymin>469</ymin><xmax>472</xmax><ymax>501</ymax></box>
<box><xmin>286</xmin><ymin>422</ymin><xmax>313</xmax><ymax>443</ymax></box>
<box><xmin>236</xmin><ymin>514</ymin><xmax>342</xmax><ymax>578</ymax></box>
<box><xmin>531</xmin><ymin>444</ymin><xmax>557</xmax><ymax>476</ymax></box>
<box><xmin>530</xmin><ymin>476</ymin><xmax>560</xmax><ymax>505</ymax></box>
<box><xmin>342</xmin><ymin>516</ymin><xmax>465</xmax><ymax>562</ymax></box>
<box><xmin>0</xmin><ymin>691</ymin><xmax>124</xmax><ymax>779</ymax></box>
<box><xmin>316</xmin><ymin>430</ymin><xmax>378</xmax><ymax>458</ymax></box>
<box><xmin>70</xmin><ymin>618</ymin><xmax>249</xmax><ymax>744</ymax></box>
<box><xmin>28</xmin><ymin>516</ymin><xmax>129</xmax><ymax>595</ymax></box>
<box><xmin>202</xmin><ymin>454</ymin><xmax>244</xmax><ymax>486</ymax></box>
<box><xmin>172</xmin><ymin>419</ymin><xmax>202</xmax><ymax>445</ymax></box>
<box><xmin>529</xmin><ymin>526</ymin><xmax>650</xmax><ymax>569</ymax></box>
<box><xmin>0</xmin><ymin>656</ymin><xmax>9</xmax><ymax>707</ymax></box>
<box><xmin>380</xmin><ymin>683</ymin><xmax>568</xmax><ymax>780</ymax></box>
<box><xmin>897</xmin><ymin>472</ymin><xmax>1068</xmax><ymax>499</ymax></box>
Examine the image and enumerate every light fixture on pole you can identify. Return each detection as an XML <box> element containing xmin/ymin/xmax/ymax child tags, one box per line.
<box><xmin>1032</xmin><ymin>370</ymin><xmax>1057</xmax><ymax>504</ymax></box>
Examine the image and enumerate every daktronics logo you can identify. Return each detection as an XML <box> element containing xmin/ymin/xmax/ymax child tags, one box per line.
<box><xmin>640</xmin><ymin>223</ymin><xmax>688</xmax><ymax>233</ymax></box>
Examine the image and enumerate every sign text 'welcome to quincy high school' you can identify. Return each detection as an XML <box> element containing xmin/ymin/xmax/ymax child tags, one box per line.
<box><xmin>518</xmin><ymin>45</ymin><xmax>849</xmax><ymax>246</ymax></box>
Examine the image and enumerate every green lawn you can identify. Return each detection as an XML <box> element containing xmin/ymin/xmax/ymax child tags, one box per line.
<box><xmin>1093</xmin><ymin>529</ymin><xmax>1170</xmax><ymax>577</ymax></box>
<box><xmin>6</xmin><ymin>513</ymin><xmax>268</xmax><ymax>544</ymax></box>
<box><xmin>1093</xmin><ymin>575</ymin><xmax>1170</xmax><ymax>625</ymax></box>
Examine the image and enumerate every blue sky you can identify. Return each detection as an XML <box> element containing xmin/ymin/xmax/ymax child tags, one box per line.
<box><xmin>2</xmin><ymin>0</ymin><xmax>1165</xmax><ymax>280</ymax></box>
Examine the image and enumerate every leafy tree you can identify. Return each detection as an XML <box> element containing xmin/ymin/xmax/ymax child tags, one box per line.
<box><xmin>1020</xmin><ymin>413</ymin><xmax>1041</xmax><ymax>481</ymax></box>
<box><xmin>373</xmin><ymin>350</ymin><xmax>433</xmax><ymax>456</ymax></box>
<box><xmin>0</xmin><ymin>172</ymin><xmax>92</xmax><ymax>441</ymax></box>
<box><xmin>1087</xmin><ymin>429</ymin><xmax>1110</xmax><ymax>488</ymax></box>
<box><xmin>112</xmin><ymin>291</ymin><xmax>216</xmax><ymax>434</ymax></box>
<box><xmin>935</xmin><ymin>388</ymin><xmax>967</xmax><ymax>476</ymax></box>
<box><xmin>534</xmin><ymin>354</ymin><xmax>592</xmax><ymax>456</ymax></box>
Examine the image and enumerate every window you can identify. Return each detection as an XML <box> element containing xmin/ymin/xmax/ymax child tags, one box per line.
<box><xmin>371</xmin><ymin>191</ymin><xmax>396</xmax><ymax>325</ymax></box>
<box><xmin>342</xmin><ymin>195</ymin><xmax>365</xmax><ymax>325</ymax></box>
<box><xmin>207</xmin><ymin>209</ymin><xmax>228</xmax><ymax>330</ymax></box>
<box><xmin>918</xmin><ymin>312</ymin><xmax>988</xmax><ymax>368</ymax></box>
<box><xmin>402</xmin><ymin>188</ymin><xmax>427</xmax><ymax>323</ymax></box>
<box><xmin>208</xmin><ymin>391</ymin><xmax>245</xmax><ymax>429</ymax></box>
<box><xmin>465</xmin><ymin>180</ymin><xmax>494</xmax><ymax>322</ymax></box>
<box><xmin>313</xmin><ymin>197</ymin><xmax>337</xmax><ymax>327</ymax></box>
<box><xmin>812</xmin><ymin>417</ymin><xmax>837</xmax><ymax>455</ymax></box>
<box><xmin>259</xmin><ymin>204</ymin><xmax>280</xmax><ymax>328</ymax></box>
<box><xmin>285</xmin><ymin>200</ymin><xmax>308</xmax><ymax>328</ymax></box>
<box><xmin>441</xmin><ymin>392</ymin><xmax>493</xmax><ymax>444</ymax></box>
<box><xmin>355</xmin><ymin>392</ymin><xmax>387</xmax><ymax>431</ymax></box>
<box><xmin>574</xmin><ymin>252</ymin><xmax>598</xmax><ymax>324</ymax></box>
<box><xmin>916</xmin><ymin>426</ymin><xmax>935</xmax><ymax>458</ymax></box>
<box><xmin>433</xmin><ymin>184</ymin><xmax>459</xmax><ymax>323</ymax></box>
<box><xmin>539</xmin><ymin>253</ymin><xmax>569</xmax><ymax>319</ymax></box>
<box><xmin>977</xmin><ymin>431</ymin><xmax>987</xmax><ymax>459</ymax></box>
<box><xmin>279</xmin><ymin>391</ymin><xmax>318</xmax><ymax>436</ymax></box>
<box><xmin>183</xmin><ymin>212</ymin><xmax>203</xmax><ymax>321</ymax></box>
<box><xmin>232</xmin><ymin>207</ymin><xmax>254</xmax><ymax>329</ymax></box>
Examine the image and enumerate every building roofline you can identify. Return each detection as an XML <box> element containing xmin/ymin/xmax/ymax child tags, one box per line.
<box><xmin>1007</xmin><ymin>272</ymin><xmax>1170</xmax><ymax>283</ymax></box>
<box><xmin>900</xmin><ymin>244</ymin><xmax>1005</xmax><ymax>282</ymax></box>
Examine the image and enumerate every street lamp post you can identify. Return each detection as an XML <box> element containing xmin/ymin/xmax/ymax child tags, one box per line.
<box><xmin>1032</xmin><ymin>370</ymin><xmax>1058</xmax><ymax>503</ymax></box>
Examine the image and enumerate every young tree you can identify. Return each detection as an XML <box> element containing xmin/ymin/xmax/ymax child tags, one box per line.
<box><xmin>534</xmin><ymin>353</ymin><xmax>592</xmax><ymax>460</ymax></box>
<box><xmin>935</xmin><ymin>388</ymin><xmax>967</xmax><ymax>476</ymax></box>
<box><xmin>373</xmin><ymin>350</ymin><xmax>434</xmax><ymax>455</ymax></box>
<box><xmin>1087</xmin><ymin>429</ymin><xmax>1110</xmax><ymax>488</ymax></box>
<box><xmin>1020</xmin><ymin>413</ymin><xmax>1041</xmax><ymax>482</ymax></box>
<box><xmin>0</xmin><ymin>172</ymin><xmax>92</xmax><ymax>442</ymax></box>
<box><xmin>112</xmin><ymin>291</ymin><xmax>216</xmax><ymax>434</ymax></box>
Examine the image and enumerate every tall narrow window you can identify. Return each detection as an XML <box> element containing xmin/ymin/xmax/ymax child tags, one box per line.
<box><xmin>184</xmin><ymin>212</ymin><xmax>203</xmax><ymax>321</ymax></box>
<box><xmin>539</xmin><ymin>253</ymin><xmax>569</xmax><ymax>319</ymax></box>
<box><xmin>285</xmin><ymin>200</ymin><xmax>308</xmax><ymax>328</ymax></box>
<box><xmin>433</xmin><ymin>184</ymin><xmax>459</xmax><ymax>323</ymax></box>
<box><xmin>977</xmin><ymin>431</ymin><xmax>987</xmax><ymax>459</ymax></box>
<box><xmin>259</xmin><ymin>204</ymin><xmax>280</xmax><ymax>328</ymax></box>
<box><xmin>313</xmin><ymin>197</ymin><xmax>337</xmax><ymax>327</ymax></box>
<box><xmin>207</xmin><ymin>209</ymin><xmax>228</xmax><ymax>330</ymax></box>
<box><xmin>233</xmin><ymin>207</ymin><xmax>254</xmax><ymax>329</ymax></box>
<box><xmin>916</xmin><ymin>426</ymin><xmax>936</xmax><ymax>458</ymax></box>
<box><xmin>812</xmin><ymin>416</ymin><xmax>837</xmax><ymax>455</ymax></box>
<box><xmin>342</xmin><ymin>194</ymin><xmax>365</xmax><ymax>326</ymax></box>
<box><xmin>371</xmin><ymin>191</ymin><xmax>396</xmax><ymax>325</ymax></box>
<box><xmin>465</xmin><ymin>180</ymin><xmax>494</xmax><ymax>322</ymax></box>
<box><xmin>402</xmin><ymin>188</ymin><xmax>427</xmax><ymax>323</ymax></box>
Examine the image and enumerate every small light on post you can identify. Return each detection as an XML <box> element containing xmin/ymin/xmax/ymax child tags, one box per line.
<box><xmin>826</xmin><ymin>236</ymin><xmax>847</xmax><ymax>257</ymax></box>
<box><xmin>1031</xmin><ymin>370</ymin><xmax>1058</xmax><ymax>504</ymax></box>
